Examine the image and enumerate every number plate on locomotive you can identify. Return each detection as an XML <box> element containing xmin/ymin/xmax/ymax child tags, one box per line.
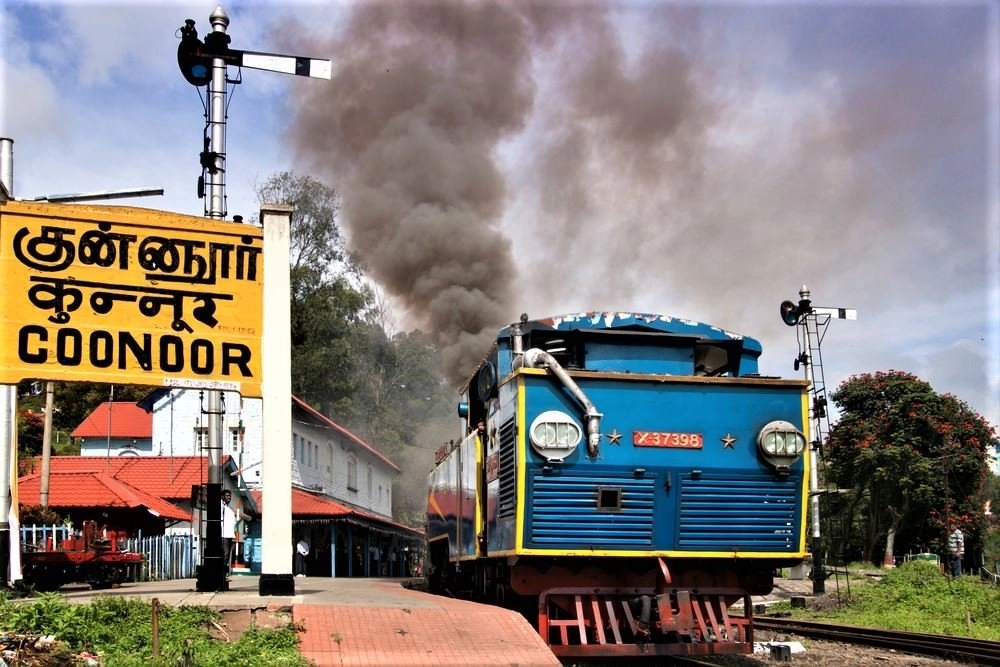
<box><xmin>633</xmin><ymin>431</ymin><xmax>704</xmax><ymax>448</ymax></box>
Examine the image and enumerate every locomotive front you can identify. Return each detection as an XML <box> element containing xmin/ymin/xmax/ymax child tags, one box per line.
<box><xmin>426</xmin><ymin>312</ymin><xmax>810</xmax><ymax>659</ymax></box>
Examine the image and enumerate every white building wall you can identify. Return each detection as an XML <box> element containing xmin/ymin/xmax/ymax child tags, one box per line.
<box><xmin>291</xmin><ymin>419</ymin><xmax>394</xmax><ymax>518</ymax></box>
<box><xmin>80</xmin><ymin>436</ymin><xmax>153</xmax><ymax>457</ymax></box>
<box><xmin>149</xmin><ymin>389</ymin><xmax>395</xmax><ymax>519</ymax></box>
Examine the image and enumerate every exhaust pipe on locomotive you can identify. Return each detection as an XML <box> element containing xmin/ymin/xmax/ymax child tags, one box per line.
<box><xmin>513</xmin><ymin>347</ymin><xmax>603</xmax><ymax>457</ymax></box>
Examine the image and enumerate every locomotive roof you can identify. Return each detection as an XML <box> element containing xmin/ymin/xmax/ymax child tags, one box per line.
<box><xmin>500</xmin><ymin>311</ymin><xmax>762</xmax><ymax>353</ymax></box>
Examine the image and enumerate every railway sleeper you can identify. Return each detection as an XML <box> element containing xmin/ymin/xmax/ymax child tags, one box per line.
<box><xmin>539</xmin><ymin>586</ymin><xmax>753</xmax><ymax>659</ymax></box>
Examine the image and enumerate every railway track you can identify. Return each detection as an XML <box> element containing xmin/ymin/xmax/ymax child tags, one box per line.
<box><xmin>756</xmin><ymin>616</ymin><xmax>1000</xmax><ymax>666</ymax></box>
<box><xmin>667</xmin><ymin>658</ymin><xmax>731</xmax><ymax>667</ymax></box>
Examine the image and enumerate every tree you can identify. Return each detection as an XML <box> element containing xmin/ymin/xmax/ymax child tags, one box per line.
<box><xmin>345</xmin><ymin>325</ymin><xmax>453</xmax><ymax>458</ymax></box>
<box><xmin>254</xmin><ymin>172</ymin><xmax>373</xmax><ymax>413</ymax></box>
<box><xmin>825</xmin><ymin>370</ymin><xmax>996</xmax><ymax>565</ymax></box>
<box><xmin>983</xmin><ymin>473</ymin><xmax>1000</xmax><ymax>568</ymax></box>
<box><xmin>253</xmin><ymin>172</ymin><xmax>460</xmax><ymax>527</ymax></box>
<box><xmin>16</xmin><ymin>409</ymin><xmax>44</xmax><ymax>458</ymax></box>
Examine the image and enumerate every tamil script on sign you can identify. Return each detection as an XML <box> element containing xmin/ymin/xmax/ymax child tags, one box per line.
<box><xmin>0</xmin><ymin>201</ymin><xmax>264</xmax><ymax>396</ymax></box>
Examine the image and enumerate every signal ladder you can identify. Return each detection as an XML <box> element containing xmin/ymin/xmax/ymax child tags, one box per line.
<box><xmin>787</xmin><ymin>285</ymin><xmax>856</xmax><ymax>593</ymax></box>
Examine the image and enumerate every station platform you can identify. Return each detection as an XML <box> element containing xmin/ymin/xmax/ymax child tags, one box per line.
<box><xmin>45</xmin><ymin>574</ymin><xmax>835</xmax><ymax>664</ymax></box>
<box><xmin>51</xmin><ymin>575</ymin><xmax>561</xmax><ymax>666</ymax></box>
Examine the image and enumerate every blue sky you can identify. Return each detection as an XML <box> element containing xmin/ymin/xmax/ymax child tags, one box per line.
<box><xmin>2</xmin><ymin>1</ymin><xmax>997</xmax><ymax>430</ymax></box>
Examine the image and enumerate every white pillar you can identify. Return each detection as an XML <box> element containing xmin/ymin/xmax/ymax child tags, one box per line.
<box><xmin>259</xmin><ymin>204</ymin><xmax>294</xmax><ymax>593</ymax></box>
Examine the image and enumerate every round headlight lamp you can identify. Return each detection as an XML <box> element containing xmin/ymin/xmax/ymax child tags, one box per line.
<box><xmin>757</xmin><ymin>420</ymin><xmax>806</xmax><ymax>470</ymax></box>
<box><xmin>529</xmin><ymin>410</ymin><xmax>582</xmax><ymax>461</ymax></box>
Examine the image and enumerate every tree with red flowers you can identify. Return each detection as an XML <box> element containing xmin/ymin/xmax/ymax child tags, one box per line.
<box><xmin>825</xmin><ymin>370</ymin><xmax>995</xmax><ymax>566</ymax></box>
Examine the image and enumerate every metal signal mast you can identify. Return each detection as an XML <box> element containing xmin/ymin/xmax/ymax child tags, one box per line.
<box><xmin>177</xmin><ymin>7</ymin><xmax>331</xmax><ymax>220</ymax></box>
<box><xmin>176</xmin><ymin>6</ymin><xmax>330</xmax><ymax>595</ymax></box>
<box><xmin>780</xmin><ymin>285</ymin><xmax>856</xmax><ymax>594</ymax></box>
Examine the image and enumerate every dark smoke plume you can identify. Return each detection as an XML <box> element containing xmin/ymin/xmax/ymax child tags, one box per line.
<box><xmin>284</xmin><ymin>2</ymin><xmax>985</xmax><ymax>399</ymax></box>
<box><xmin>285</xmin><ymin>2</ymin><xmax>539</xmax><ymax>386</ymax></box>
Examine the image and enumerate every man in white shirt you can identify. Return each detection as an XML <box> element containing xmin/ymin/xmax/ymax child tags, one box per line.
<box><xmin>221</xmin><ymin>490</ymin><xmax>237</xmax><ymax>572</ymax></box>
<box><xmin>295</xmin><ymin>537</ymin><xmax>310</xmax><ymax>577</ymax></box>
<box><xmin>948</xmin><ymin>525</ymin><xmax>964</xmax><ymax>577</ymax></box>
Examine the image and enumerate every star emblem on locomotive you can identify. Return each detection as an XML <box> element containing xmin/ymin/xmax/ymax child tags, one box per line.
<box><xmin>606</xmin><ymin>429</ymin><xmax>623</xmax><ymax>445</ymax></box>
<box><xmin>721</xmin><ymin>433</ymin><xmax>736</xmax><ymax>448</ymax></box>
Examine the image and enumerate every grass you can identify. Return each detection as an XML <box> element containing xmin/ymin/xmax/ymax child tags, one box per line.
<box><xmin>0</xmin><ymin>592</ymin><xmax>311</xmax><ymax>666</ymax></box>
<box><xmin>770</xmin><ymin>560</ymin><xmax>1000</xmax><ymax>640</ymax></box>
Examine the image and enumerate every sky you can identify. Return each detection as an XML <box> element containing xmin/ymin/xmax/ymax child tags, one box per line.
<box><xmin>1</xmin><ymin>0</ymin><xmax>998</xmax><ymax>433</ymax></box>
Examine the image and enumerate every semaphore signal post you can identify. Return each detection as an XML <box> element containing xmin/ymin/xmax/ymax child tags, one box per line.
<box><xmin>780</xmin><ymin>285</ymin><xmax>856</xmax><ymax>594</ymax></box>
<box><xmin>176</xmin><ymin>6</ymin><xmax>330</xmax><ymax>595</ymax></box>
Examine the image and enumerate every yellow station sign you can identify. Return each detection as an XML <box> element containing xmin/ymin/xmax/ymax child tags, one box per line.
<box><xmin>0</xmin><ymin>200</ymin><xmax>264</xmax><ymax>397</ymax></box>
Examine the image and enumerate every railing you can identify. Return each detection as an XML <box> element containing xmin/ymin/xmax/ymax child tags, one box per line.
<box><xmin>20</xmin><ymin>525</ymin><xmax>195</xmax><ymax>581</ymax></box>
<box><xmin>124</xmin><ymin>534</ymin><xmax>195</xmax><ymax>581</ymax></box>
<box><xmin>20</xmin><ymin>524</ymin><xmax>70</xmax><ymax>552</ymax></box>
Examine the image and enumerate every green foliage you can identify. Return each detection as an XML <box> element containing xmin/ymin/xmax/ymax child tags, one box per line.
<box><xmin>253</xmin><ymin>172</ymin><xmax>373</xmax><ymax>414</ymax></box>
<box><xmin>253</xmin><ymin>172</ymin><xmax>456</xmax><ymax>527</ymax></box>
<box><xmin>344</xmin><ymin>326</ymin><xmax>453</xmax><ymax>457</ymax></box>
<box><xmin>19</xmin><ymin>504</ymin><xmax>62</xmax><ymax>525</ymax></box>
<box><xmin>16</xmin><ymin>409</ymin><xmax>44</xmax><ymax>458</ymax></box>
<box><xmin>826</xmin><ymin>370</ymin><xmax>995</xmax><ymax>564</ymax></box>
<box><xmin>0</xmin><ymin>593</ymin><xmax>309</xmax><ymax>666</ymax></box>
<box><xmin>796</xmin><ymin>561</ymin><xmax>1000</xmax><ymax>639</ymax></box>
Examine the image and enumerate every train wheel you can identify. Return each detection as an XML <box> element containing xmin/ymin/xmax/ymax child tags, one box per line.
<box><xmin>27</xmin><ymin>565</ymin><xmax>65</xmax><ymax>592</ymax></box>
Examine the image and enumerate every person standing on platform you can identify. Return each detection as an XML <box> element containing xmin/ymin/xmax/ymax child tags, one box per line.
<box><xmin>221</xmin><ymin>490</ymin><xmax>237</xmax><ymax>573</ymax></box>
<box><xmin>295</xmin><ymin>537</ymin><xmax>310</xmax><ymax>577</ymax></box>
<box><xmin>948</xmin><ymin>524</ymin><xmax>965</xmax><ymax>577</ymax></box>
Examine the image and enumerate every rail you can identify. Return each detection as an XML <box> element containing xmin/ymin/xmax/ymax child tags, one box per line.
<box><xmin>755</xmin><ymin>616</ymin><xmax>1000</xmax><ymax>666</ymax></box>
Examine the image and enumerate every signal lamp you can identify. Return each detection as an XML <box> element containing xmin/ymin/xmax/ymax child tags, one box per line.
<box><xmin>780</xmin><ymin>300</ymin><xmax>802</xmax><ymax>326</ymax></box>
<box><xmin>177</xmin><ymin>20</ymin><xmax>212</xmax><ymax>87</ymax></box>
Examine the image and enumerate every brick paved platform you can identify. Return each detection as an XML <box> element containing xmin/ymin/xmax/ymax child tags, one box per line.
<box><xmin>295</xmin><ymin>580</ymin><xmax>558</xmax><ymax>666</ymax></box>
<box><xmin>52</xmin><ymin>575</ymin><xmax>560</xmax><ymax>666</ymax></box>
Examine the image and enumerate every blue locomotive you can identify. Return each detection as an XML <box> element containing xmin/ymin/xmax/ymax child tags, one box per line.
<box><xmin>426</xmin><ymin>312</ymin><xmax>809</xmax><ymax>660</ymax></box>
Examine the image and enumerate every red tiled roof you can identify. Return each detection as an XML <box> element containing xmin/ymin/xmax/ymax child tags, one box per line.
<box><xmin>292</xmin><ymin>395</ymin><xmax>400</xmax><ymax>472</ymax></box>
<box><xmin>21</xmin><ymin>455</ymin><xmax>230</xmax><ymax>500</ymax></box>
<box><xmin>18</xmin><ymin>471</ymin><xmax>190</xmax><ymax>521</ymax></box>
<box><xmin>71</xmin><ymin>402</ymin><xmax>152</xmax><ymax>439</ymax></box>
<box><xmin>251</xmin><ymin>488</ymin><xmax>423</xmax><ymax>537</ymax></box>
<box><xmin>253</xmin><ymin>487</ymin><xmax>353</xmax><ymax>517</ymax></box>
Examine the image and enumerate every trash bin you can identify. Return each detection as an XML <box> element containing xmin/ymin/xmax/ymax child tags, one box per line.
<box><xmin>912</xmin><ymin>553</ymin><xmax>939</xmax><ymax>564</ymax></box>
<box><xmin>789</xmin><ymin>558</ymin><xmax>811</xmax><ymax>580</ymax></box>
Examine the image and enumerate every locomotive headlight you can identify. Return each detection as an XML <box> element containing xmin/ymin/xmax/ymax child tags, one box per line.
<box><xmin>757</xmin><ymin>420</ymin><xmax>806</xmax><ymax>469</ymax></box>
<box><xmin>529</xmin><ymin>410</ymin><xmax>582</xmax><ymax>461</ymax></box>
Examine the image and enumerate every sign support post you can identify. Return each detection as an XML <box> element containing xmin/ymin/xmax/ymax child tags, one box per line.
<box><xmin>258</xmin><ymin>204</ymin><xmax>293</xmax><ymax>595</ymax></box>
<box><xmin>0</xmin><ymin>137</ymin><xmax>17</xmax><ymax>588</ymax></box>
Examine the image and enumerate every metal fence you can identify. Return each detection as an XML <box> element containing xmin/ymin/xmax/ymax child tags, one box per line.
<box><xmin>20</xmin><ymin>525</ymin><xmax>195</xmax><ymax>581</ymax></box>
<box><xmin>124</xmin><ymin>534</ymin><xmax>195</xmax><ymax>581</ymax></box>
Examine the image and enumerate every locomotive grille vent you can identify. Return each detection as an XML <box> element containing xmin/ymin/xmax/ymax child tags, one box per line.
<box><xmin>677</xmin><ymin>474</ymin><xmax>799</xmax><ymax>551</ymax></box>
<box><xmin>497</xmin><ymin>418</ymin><xmax>517</xmax><ymax>519</ymax></box>
<box><xmin>529</xmin><ymin>473</ymin><xmax>655</xmax><ymax>547</ymax></box>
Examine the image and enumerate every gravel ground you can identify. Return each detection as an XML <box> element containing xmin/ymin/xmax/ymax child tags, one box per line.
<box><xmin>696</xmin><ymin>631</ymin><xmax>966</xmax><ymax>666</ymax></box>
